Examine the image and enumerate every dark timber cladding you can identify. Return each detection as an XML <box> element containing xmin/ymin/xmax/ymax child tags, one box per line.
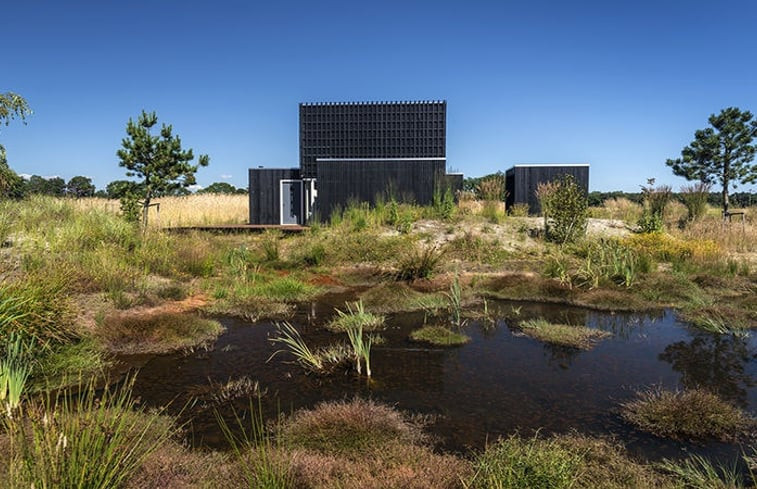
<box><xmin>299</xmin><ymin>101</ymin><xmax>446</xmax><ymax>178</ymax></box>
<box><xmin>505</xmin><ymin>164</ymin><xmax>589</xmax><ymax>214</ymax></box>
<box><xmin>248</xmin><ymin>168</ymin><xmax>300</xmax><ymax>225</ymax></box>
<box><xmin>316</xmin><ymin>159</ymin><xmax>447</xmax><ymax>221</ymax></box>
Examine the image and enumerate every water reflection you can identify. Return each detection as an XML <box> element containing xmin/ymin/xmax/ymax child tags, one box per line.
<box><xmin>660</xmin><ymin>332</ymin><xmax>756</xmax><ymax>406</ymax></box>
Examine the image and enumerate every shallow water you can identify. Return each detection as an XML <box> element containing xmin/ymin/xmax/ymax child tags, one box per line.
<box><xmin>121</xmin><ymin>297</ymin><xmax>757</xmax><ymax>463</ymax></box>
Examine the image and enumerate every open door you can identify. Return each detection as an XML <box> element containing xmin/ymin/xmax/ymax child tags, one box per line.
<box><xmin>280</xmin><ymin>179</ymin><xmax>303</xmax><ymax>225</ymax></box>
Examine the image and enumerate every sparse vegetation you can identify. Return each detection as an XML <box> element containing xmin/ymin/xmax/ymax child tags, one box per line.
<box><xmin>98</xmin><ymin>312</ymin><xmax>223</xmax><ymax>354</ymax></box>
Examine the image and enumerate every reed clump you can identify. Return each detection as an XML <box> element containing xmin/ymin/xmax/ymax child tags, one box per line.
<box><xmin>621</xmin><ymin>387</ymin><xmax>754</xmax><ymax>441</ymax></box>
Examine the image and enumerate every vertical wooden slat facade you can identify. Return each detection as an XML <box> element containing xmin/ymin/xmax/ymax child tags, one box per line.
<box><xmin>315</xmin><ymin>159</ymin><xmax>447</xmax><ymax>221</ymax></box>
<box><xmin>505</xmin><ymin>164</ymin><xmax>589</xmax><ymax>214</ymax></box>
<box><xmin>248</xmin><ymin>168</ymin><xmax>301</xmax><ymax>225</ymax></box>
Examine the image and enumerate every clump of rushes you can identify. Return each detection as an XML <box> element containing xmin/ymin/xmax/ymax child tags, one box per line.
<box><xmin>621</xmin><ymin>387</ymin><xmax>754</xmax><ymax>441</ymax></box>
<box><xmin>410</xmin><ymin>325</ymin><xmax>470</xmax><ymax>346</ymax></box>
<box><xmin>98</xmin><ymin>312</ymin><xmax>223</xmax><ymax>354</ymax></box>
<box><xmin>0</xmin><ymin>333</ymin><xmax>32</xmax><ymax>415</ymax></box>
<box><xmin>345</xmin><ymin>321</ymin><xmax>373</xmax><ymax>377</ymax></box>
<box><xmin>445</xmin><ymin>275</ymin><xmax>467</xmax><ymax>328</ymax></box>
<box><xmin>268</xmin><ymin>322</ymin><xmax>350</xmax><ymax>374</ymax></box>
<box><xmin>3</xmin><ymin>376</ymin><xmax>175</xmax><ymax>489</ymax></box>
<box><xmin>216</xmin><ymin>397</ymin><xmax>294</xmax><ymax>489</ymax></box>
<box><xmin>395</xmin><ymin>245</ymin><xmax>443</xmax><ymax>281</ymax></box>
<box><xmin>466</xmin><ymin>433</ymin><xmax>585</xmax><ymax>489</ymax></box>
<box><xmin>518</xmin><ymin>318</ymin><xmax>611</xmax><ymax>350</ymax></box>
<box><xmin>326</xmin><ymin>300</ymin><xmax>385</xmax><ymax>332</ymax></box>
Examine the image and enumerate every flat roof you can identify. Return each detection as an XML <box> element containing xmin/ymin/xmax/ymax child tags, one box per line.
<box><xmin>510</xmin><ymin>163</ymin><xmax>589</xmax><ymax>168</ymax></box>
<box><xmin>316</xmin><ymin>157</ymin><xmax>446</xmax><ymax>162</ymax></box>
<box><xmin>300</xmin><ymin>100</ymin><xmax>446</xmax><ymax>106</ymax></box>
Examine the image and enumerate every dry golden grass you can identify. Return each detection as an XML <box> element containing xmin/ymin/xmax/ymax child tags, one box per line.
<box><xmin>73</xmin><ymin>194</ymin><xmax>249</xmax><ymax>227</ymax></box>
<box><xmin>676</xmin><ymin>210</ymin><xmax>756</xmax><ymax>253</ymax></box>
<box><xmin>600</xmin><ymin>197</ymin><xmax>642</xmax><ymax>224</ymax></box>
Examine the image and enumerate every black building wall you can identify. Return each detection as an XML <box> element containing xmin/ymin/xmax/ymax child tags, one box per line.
<box><xmin>299</xmin><ymin>101</ymin><xmax>446</xmax><ymax>178</ymax></box>
<box><xmin>315</xmin><ymin>159</ymin><xmax>447</xmax><ymax>221</ymax></box>
<box><xmin>248</xmin><ymin>168</ymin><xmax>301</xmax><ymax>225</ymax></box>
<box><xmin>505</xmin><ymin>165</ymin><xmax>589</xmax><ymax>214</ymax></box>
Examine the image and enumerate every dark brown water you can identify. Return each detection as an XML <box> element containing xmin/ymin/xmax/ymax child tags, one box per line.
<box><xmin>121</xmin><ymin>297</ymin><xmax>757</xmax><ymax>464</ymax></box>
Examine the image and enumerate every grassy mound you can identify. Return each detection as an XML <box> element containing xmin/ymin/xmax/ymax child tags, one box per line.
<box><xmin>98</xmin><ymin>312</ymin><xmax>223</xmax><ymax>354</ymax></box>
<box><xmin>409</xmin><ymin>325</ymin><xmax>470</xmax><ymax>346</ymax></box>
<box><xmin>621</xmin><ymin>387</ymin><xmax>754</xmax><ymax>441</ymax></box>
<box><xmin>518</xmin><ymin>318</ymin><xmax>610</xmax><ymax>349</ymax></box>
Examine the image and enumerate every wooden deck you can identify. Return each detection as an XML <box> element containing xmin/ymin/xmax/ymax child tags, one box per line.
<box><xmin>164</xmin><ymin>224</ymin><xmax>308</xmax><ymax>233</ymax></box>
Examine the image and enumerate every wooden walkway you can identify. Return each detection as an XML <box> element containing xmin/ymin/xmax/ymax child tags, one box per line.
<box><xmin>164</xmin><ymin>224</ymin><xmax>308</xmax><ymax>233</ymax></box>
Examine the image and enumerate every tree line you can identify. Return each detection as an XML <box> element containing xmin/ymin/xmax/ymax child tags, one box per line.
<box><xmin>1</xmin><ymin>174</ymin><xmax>247</xmax><ymax>200</ymax></box>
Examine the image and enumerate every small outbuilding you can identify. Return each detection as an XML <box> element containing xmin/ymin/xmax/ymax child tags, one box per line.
<box><xmin>505</xmin><ymin>164</ymin><xmax>589</xmax><ymax>214</ymax></box>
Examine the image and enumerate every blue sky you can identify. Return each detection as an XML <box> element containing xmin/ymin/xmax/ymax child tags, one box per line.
<box><xmin>2</xmin><ymin>0</ymin><xmax>757</xmax><ymax>192</ymax></box>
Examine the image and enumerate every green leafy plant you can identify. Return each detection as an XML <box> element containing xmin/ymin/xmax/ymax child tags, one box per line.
<box><xmin>536</xmin><ymin>174</ymin><xmax>588</xmax><ymax>244</ymax></box>
<box><xmin>637</xmin><ymin>178</ymin><xmax>672</xmax><ymax>233</ymax></box>
<box><xmin>0</xmin><ymin>333</ymin><xmax>32</xmax><ymax>415</ymax></box>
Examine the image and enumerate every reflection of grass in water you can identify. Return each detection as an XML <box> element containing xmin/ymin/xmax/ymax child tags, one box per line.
<box><xmin>518</xmin><ymin>318</ymin><xmax>610</xmax><ymax>350</ymax></box>
<box><xmin>410</xmin><ymin>326</ymin><xmax>470</xmax><ymax>346</ymax></box>
<box><xmin>621</xmin><ymin>387</ymin><xmax>754</xmax><ymax>441</ymax></box>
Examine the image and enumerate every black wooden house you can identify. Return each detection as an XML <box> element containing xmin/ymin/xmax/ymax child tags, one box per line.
<box><xmin>249</xmin><ymin>101</ymin><xmax>460</xmax><ymax>225</ymax></box>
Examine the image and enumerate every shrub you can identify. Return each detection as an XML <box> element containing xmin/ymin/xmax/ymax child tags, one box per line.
<box><xmin>680</xmin><ymin>182</ymin><xmax>711</xmax><ymax>223</ymax></box>
<box><xmin>623</xmin><ymin>233</ymin><xmax>720</xmax><ymax>262</ymax></box>
<box><xmin>537</xmin><ymin>174</ymin><xmax>588</xmax><ymax>244</ymax></box>
<box><xmin>637</xmin><ymin>179</ymin><xmax>672</xmax><ymax>233</ymax></box>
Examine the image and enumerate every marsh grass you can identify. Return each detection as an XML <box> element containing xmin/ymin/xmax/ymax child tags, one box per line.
<box><xmin>345</xmin><ymin>321</ymin><xmax>373</xmax><ymax>377</ymax></box>
<box><xmin>395</xmin><ymin>245</ymin><xmax>444</xmax><ymax>281</ymax></box>
<box><xmin>326</xmin><ymin>300</ymin><xmax>385</xmax><ymax>332</ymax></box>
<box><xmin>268</xmin><ymin>322</ymin><xmax>351</xmax><ymax>374</ymax></box>
<box><xmin>359</xmin><ymin>282</ymin><xmax>447</xmax><ymax>314</ymax></box>
<box><xmin>465</xmin><ymin>433</ymin><xmax>584</xmax><ymax>489</ymax></box>
<box><xmin>278</xmin><ymin>398</ymin><xmax>425</xmax><ymax>456</ymax></box>
<box><xmin>518</xmin><ymin>318</ymin><xmax>611</xmax><ymax>350</ymax></box>
<box><xmin>0</xmin><ymin>333</ymin><xmax>32</xmax><ymax>414</ymax></box>
<box><xmin>621</xmin><ymin>387</ymin><xmax>754</xmax><ymax>441</ymax></box>
<box><xmin>98</xmin><ymin>312</ymin><xmax>223</xmax><ymax>354</ymax></box>
<box><xmin>216</xmin><ymin>398</ymin><xmax>294</xmax><ymax>489</ymax></box>
<box><xmin>3</xmin><ymin>376</ymin><xmax>176</xmax><ymax>489</ymax></box>
<box><xmin>659</xmin><ymin>455</ymin><xmax>745</xmax><ymax>489</ymax></box>
<box><xmin>409</xmin><ymin>325</ymin><xmax>471</xmax><ymax>346</ymax></box>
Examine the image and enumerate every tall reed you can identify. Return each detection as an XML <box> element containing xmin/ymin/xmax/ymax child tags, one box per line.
<box><xmin>345</xmin><ymin>321</ymin><xmax>373</xmax><ymax>377</ymax></box>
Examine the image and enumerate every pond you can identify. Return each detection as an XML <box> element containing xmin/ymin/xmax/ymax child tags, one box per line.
<box><xmin>120</xmin><ymin>296</ymin><xmax>757</xmax><ymax>464</ymax></box>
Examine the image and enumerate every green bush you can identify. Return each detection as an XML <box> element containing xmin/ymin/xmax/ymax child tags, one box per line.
<box><xmin>537</xmin><ymin>174</ymin><xmax>588</xmax><ymax>244</ymax></box>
